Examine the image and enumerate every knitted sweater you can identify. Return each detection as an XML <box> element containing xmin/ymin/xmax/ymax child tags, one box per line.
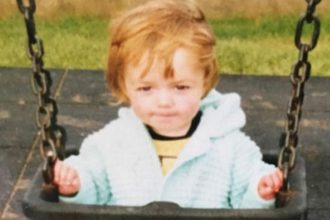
<box><xmin>60</xmin><ymin>90</ymin><xmax>276</xmax><ymax>208</ymax></box>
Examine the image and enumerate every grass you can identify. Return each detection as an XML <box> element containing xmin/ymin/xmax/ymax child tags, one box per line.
<box><xmin>1</xmin><ymin>13</ymin><xmax>329</xmax><ymax>76</ymax></box>
<box><xmin>0</xmin><ymin>15</ymin><xmax>109</xmax><ymax>70</ymax></box>
<box><xmin>210</xmin><ymin>16</ymin><xmax>330</xmax><ymax>75</ymax></box>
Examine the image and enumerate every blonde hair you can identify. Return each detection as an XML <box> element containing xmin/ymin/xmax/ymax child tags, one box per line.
<box><xmin>106</xmin><ymin>0</ymin><xmax>218</xmax><ymax>104</ymax></box>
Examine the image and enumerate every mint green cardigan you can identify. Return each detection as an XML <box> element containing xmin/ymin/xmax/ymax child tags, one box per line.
<box><xmin>60</xmin><ymin>90</ymin><xmax>275</xmax><ymax>208</ymax></box>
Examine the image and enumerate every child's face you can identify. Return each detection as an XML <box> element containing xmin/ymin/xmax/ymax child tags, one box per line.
<box><xmin>125</xmin><ymin>48</ymin><xmax>205</xmax><ymax>137</ymax></box>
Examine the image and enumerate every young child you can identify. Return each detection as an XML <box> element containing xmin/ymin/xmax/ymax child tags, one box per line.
<box><xmin>53</xmin><ymin>0</ymin><xmax>283</xmax><ymax>208</ymax></box>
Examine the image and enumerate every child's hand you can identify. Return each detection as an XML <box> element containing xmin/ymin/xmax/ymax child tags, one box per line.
<box><xmin>53</xmin><ymin>159</ymin><xmax>81</xmax><ymax>196</ymax></box>
<box><xmin>258</xmin><ymin>168</ymin><xmax>283</xmax><ymax>200</ymax></box>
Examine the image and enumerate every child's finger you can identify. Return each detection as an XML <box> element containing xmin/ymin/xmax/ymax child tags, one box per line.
<box><xmin>261</xmin><ymin>175</ymin><xmax>273</xmax><ymax>189</ymax></box>
<box><xmin>271</xmin><ymin>169</ymin><xmax>283</xmax><ymax>189</ymax></box>
<box><xmin>71</xmin><ymin>177</ymin><xmax>80</xmax><ymax>191</ymax></box>
<box><xmin>58</xmin><ymin>163</ymin><xmax>71</xmax><ymax>185</ymax></box>
<box><xmin>53</xmin><ymin>159</ymin><xmax>62</xmax><ymax>185</ymax></box>
<box><xmin>270</xmin><ymin>172</ymin><xmax>281</xmax><ymax>192</ymax></box>
<box><xmin>65</xmin><ymin>169</ymin><xmax>77</xmax><ymax>185</ymax></box>
<box><xmin>259</xmin><ymin>177</ymin><xmax>276</xmax><ymax>199</ymax></box>
<box><xmin>260</xmin><ymin>184</ymin><xmax>273</xmax><ymax>195</ymax></box>
<box><xmin>276</xmin><ymin>168</ymin><xmax>284</xmax><ymax>183</ymax></box>
<box><xmin>58</xmin><ymin>171</ymin><xmax>77</xmax><ymax>194</ymax></box>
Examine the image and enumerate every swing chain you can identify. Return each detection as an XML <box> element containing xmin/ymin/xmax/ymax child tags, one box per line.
<box><xmin>16</xmin><ymin>0</ymin><xmax>66</xmax><ymax>187</ymax></box>
<box><xmin>277</xmin><ymin>0</ymin><xmax>321</xmax><ymax>206</ymax></box>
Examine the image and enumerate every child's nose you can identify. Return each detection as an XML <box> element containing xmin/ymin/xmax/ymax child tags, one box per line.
<box><xmin>157</xmin><ymin>89</ymin><xmax>174</xmax><ymax>107</ymax></box>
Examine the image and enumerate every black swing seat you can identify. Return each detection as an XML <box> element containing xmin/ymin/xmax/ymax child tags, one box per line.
<box><xmin>22</xmin><ymin>152</ymin><xmax>307</xmax><ymax>220</ymax></box>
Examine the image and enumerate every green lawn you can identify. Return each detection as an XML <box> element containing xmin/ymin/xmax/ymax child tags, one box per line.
<box><xmin>1</xmin><ymin>15</ymin><xmax>329</xmax><ymax>76</ymax></box>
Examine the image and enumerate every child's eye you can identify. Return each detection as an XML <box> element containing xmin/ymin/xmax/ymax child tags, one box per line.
<box><xmin>137</xmin><ymin>86</ymin><xmax>151</xmax><ymax>92</ymax></box>
<box><xmin>175</xmin><ymin>85</ymin><xmax>190</xmax><ymax>90</ymax></box>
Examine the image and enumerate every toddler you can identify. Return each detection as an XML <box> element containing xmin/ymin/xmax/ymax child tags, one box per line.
<box><xmin>54</xmin><ymin>0</ymin><xmax>283</xmax><ymax>208</ymax></box>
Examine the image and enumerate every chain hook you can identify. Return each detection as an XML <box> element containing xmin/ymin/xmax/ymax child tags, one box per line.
<box><xmin>17</xmin><ymin>0</ymin><xmax>37</xmax><ymax>45</ymax></box>
<box><xmin>16</xmin><ymin>0</ymin><xmax>36</xmax><ymax>14</ymax></box>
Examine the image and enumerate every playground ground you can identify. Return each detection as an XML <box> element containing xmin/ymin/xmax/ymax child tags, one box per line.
<box><xmin>0</xmin><ymin>67</ymin><xmax>329</xmax><ymax>219</ymax></box>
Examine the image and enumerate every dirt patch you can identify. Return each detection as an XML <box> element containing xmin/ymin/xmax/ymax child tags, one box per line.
<box><xmin>0</xmin><ymin>110</ymin><xmax>10</xmax><ymax>119</ymax></box>
<box><xmin>300</xmin><ymin>119</ymin><xmax>330</xmax><ymax>130</ymax></box>
<box><xmin>248</xmin><ymin>95</ymin><xmax>277</xmax><ymax>110</ymax></box>
<box><xmin>58</xmin><ymin>115</ymin><xmax>103</xmax><ymax>129</ymax></box>
<box><xmin>16</xmin><ymin>179</ymin><xmax>31</xmax><ymax>190</ymax></box>
<box><xmin>71</xmin><ymin>94</ymin><xmax>91</xmax><ymax>104</ymax></box>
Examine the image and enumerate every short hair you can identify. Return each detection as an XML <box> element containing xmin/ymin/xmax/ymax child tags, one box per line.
<box><xmin>106</xmin><ymin>0</ymin><xmax>219</xmax><ymax>104</ymax></box>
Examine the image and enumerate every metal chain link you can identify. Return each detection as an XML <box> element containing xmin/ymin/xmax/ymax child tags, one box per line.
<box><xmin>277</xmin><ymin>0</ymin><xmax>321</xmax><ymax>207</ymax></box>
<box><xmin>16</xmin><ymin>0</ymin><xmax>66</xmax><ymax>196</ymax></box>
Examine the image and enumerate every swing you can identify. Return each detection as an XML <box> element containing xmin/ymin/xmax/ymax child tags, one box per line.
<box><xmin>17</xmin><ymin>0</ymin><xmax>321</xmax><ymax>219</ymax></box>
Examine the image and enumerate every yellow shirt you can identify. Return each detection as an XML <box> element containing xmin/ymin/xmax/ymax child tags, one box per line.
<box><xmin>153</xmin><ymin>138</ymin><xmax>189</xmax><ymax>175</ymax></box>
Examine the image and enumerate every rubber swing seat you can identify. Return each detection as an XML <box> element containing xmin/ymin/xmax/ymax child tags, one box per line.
<box><xmin>22</xmin><ymin>152</ymin><xmax>307</xmax><ymax>220</ymax></box>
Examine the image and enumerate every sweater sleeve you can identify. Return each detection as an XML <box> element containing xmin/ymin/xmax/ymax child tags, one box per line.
<box><xmin>59</xmin><ymin>132</ymin><xmax>112</xmax><ymax>205</ymax></box>
<box><xmin>229</xmin><ymin>132</ymin><xmax>276</xmax><ymax>209</ymax></box>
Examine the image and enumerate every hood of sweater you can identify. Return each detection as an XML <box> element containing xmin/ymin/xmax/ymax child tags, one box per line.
<box><xmin>199</xmin><ymin>89</ymin><xmax>246</xmax><ymax>139</ymax></box>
